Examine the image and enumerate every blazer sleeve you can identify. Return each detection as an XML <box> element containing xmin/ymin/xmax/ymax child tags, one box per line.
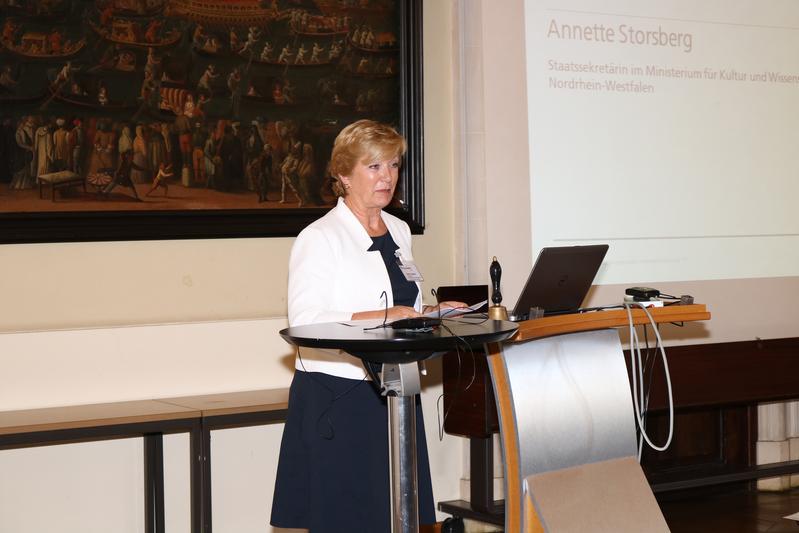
<box><xmin>288</xmin><ymin>226</ymin><xmax>353</xmax><ymax>326</ymax></box>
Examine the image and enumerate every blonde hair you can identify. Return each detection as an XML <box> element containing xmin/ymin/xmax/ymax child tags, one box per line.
<box><xmin>329</xmin><ymin>120</ymin><xmax>406</xmax><ymax>197</ymax></box>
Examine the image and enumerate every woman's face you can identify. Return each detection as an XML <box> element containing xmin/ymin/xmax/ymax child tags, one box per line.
<box><xmin>340</xmin><ymin>155</ymin><xmax>400</xmax><ymax>212</ymax></box>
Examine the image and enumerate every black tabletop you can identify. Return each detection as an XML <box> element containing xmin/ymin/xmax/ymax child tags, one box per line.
<box><xmin>280</xmin><ymin>317</ymin><xmax>519</xmax><ymax>364</ymax></box>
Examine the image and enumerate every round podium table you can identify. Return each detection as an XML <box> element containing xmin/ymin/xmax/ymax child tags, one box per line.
<box><xmin>280</xmin><ymin>317</ymin><xmax>518</xmax><ymax>533</ymax></box>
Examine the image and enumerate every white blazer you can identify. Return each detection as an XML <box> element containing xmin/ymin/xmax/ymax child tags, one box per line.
<box><xmin>288</xmin><ymin>197</ymin><xmax>422</xmax><ymax>379</ymax></box>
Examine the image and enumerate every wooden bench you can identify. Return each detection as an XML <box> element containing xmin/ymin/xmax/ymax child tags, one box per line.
<box><xmin>37</xmin><ymin>170</ymin><xmax>86</xmax><ymax>201</ymax></box>
<box><xmin>0</xmin><ymin>388</ymin><xmax>289</xmax><ymax>533</ymax></box>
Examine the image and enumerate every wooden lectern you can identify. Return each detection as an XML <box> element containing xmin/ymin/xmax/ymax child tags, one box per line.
<box><xmin>440</xmin><ymin>304</ymin><xmax>711</xmax><ymax>532</ymax></box>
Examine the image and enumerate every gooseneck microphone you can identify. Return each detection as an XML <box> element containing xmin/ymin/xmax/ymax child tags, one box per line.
<box><xmin>380</xmin><ymin>290</ymin><xmax>388</xmax><ymax>326</ymax></box>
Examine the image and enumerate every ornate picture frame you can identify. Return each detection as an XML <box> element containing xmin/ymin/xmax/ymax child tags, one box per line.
<box><xmin>0</xmin><ymin>0</ymin><xmax>423</xmax><ymax>243</ymax></box>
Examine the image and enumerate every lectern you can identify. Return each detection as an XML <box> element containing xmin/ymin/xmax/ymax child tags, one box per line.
<box><xmin>280</xmin><ymin>318</ymin><xmax>519</xmax><ymax>533</ymax></box>
<box><xmin>439</xmin><ymin>304</ymin><xmax>711</xmax><ymax>532</ymax></box>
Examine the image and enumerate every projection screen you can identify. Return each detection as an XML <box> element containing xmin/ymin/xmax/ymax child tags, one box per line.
<box><xmin>524</xmin><ymin>0</ymin><xmax>799</xmax><ymax>284</ymax></box>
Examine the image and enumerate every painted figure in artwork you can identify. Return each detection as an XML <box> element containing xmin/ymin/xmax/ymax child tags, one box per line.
<box><xmin>0</xmin><ymin>0</ymin><xmax>405</xmax><ymax>229</ymax></box>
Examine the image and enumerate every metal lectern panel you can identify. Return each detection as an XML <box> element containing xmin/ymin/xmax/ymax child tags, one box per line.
<box><xmin>500</xmin><ymin>329</ymin><xmax>637</xmax><ymax>479</ymax></box>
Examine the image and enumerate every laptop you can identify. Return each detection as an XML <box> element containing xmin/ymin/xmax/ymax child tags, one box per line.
<box><xmin>509</xmin><ymin>244</ymin><xmax>609</xmax><ymax>321</ymax></box>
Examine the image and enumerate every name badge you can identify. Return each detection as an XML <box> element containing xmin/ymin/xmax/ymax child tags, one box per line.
<box><xmin>395</xmin><ymin>250</ymin><xmax>424</xmax><ymax>282</ymax></box>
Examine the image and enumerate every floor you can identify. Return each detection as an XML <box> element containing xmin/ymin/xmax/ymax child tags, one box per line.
<box><xmin>449</xmin><ymin>487</ymin><xmax>799</xmax><ymax>532</ymax></box>
<box><xmin>659</xmin><ymin>487</ymin><xmax>799</xmax><ymax>533</ymax></box>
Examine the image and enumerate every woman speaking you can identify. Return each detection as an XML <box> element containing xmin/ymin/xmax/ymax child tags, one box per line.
<box><xmin>271</xmin><ymin>120</ymin><xmax>457</xmax><ymax>532</ymax></box>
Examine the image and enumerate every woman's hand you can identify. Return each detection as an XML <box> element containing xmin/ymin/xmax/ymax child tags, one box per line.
<box><xmin>351</xmin><ymin>305</ymin><xmax>420</xmax><ymax>322</ymax></box>
<box><xmin>386</xmin><ymin>305</ymin><xmax>422</xmax><ymax>320</ymax></box>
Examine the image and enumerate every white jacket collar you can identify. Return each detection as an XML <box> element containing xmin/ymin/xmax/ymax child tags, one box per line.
<box><xmin>332</xmin><ymin>197</ymin><xmax>396</xmax><ymax>251</ymax></box>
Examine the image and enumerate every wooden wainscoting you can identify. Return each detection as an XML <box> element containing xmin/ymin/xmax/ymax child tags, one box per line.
<box><xmin>632</xmin><ymin>337</ymin><xmax>799</xmax><ymax>490</ymax></box>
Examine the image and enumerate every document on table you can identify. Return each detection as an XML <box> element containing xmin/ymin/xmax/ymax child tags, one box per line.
<box><xmin>424</xmin><ymin>300</ymin><xmax>488</xmax><ymax>319</ymax></box>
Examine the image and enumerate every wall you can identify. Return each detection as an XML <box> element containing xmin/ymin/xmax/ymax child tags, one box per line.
<box><xmin>0</xmin><ymin>1</ymin><xmax>460</xmax><ymax>531</ymax></box>
<box><xmin>458</xmin><ymin>0</ymin><xmax>799</xmax><ymax>346</ymax></box>
<box><xmin>586</xmin><ymin>278</ymin><xmax>799</xmax><ymax>345</ymax></box>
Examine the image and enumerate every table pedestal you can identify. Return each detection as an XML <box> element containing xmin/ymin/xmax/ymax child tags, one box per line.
<box><xmin>383</xmin><ymin>362</ymin><xmax>422</xmax><ymax>533</ymax></box>
<box><xmin>389</xmin><ymin>395</ymin><xmax>418</xmax><ymax>533</ymax></box>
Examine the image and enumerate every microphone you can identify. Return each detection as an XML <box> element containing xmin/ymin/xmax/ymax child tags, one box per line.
<box><xmin>380</xmin><ymin>290</ymin><xmax>388</xmax><ymax>326</ymax></box>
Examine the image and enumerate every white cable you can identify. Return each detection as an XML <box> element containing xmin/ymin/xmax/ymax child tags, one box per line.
<box><xmin>634</xmin><ymin>303</ymin><xmax>673</xmax><ymax>452</ymax></box>
<box><xmin>629</xmin><ymin>318</ymin><xmax>649</xmax><ymax>459</ymax></box>
<box><xmin>636</xmin><ymin>324</ymin><xmax>652</xmax><ymax>459</ymax></box>
<box><xmin>624</xmin><ymin>302</ymin><xmax>674</xmax><ymax>458</ymax></box>
<box><xmin>639</xmin><ymin>325</ymin><xmax>658</xmax><ymax>458</ymax></box>
<box><xmin>625</xmin><ymin>304</ymin><xmax>648</xmax><ymax>459</ymax></box>
<box><xmin>636</xmin><ymin>325</ymin><xmax>646</xmax><ymax>459</ymax></box>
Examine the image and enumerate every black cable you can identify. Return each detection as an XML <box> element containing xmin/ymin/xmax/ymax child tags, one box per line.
<box><xmin>439</xmin><ymin>303</ymin><xmax>477</xmax><ymax>318</ymax></box>
<box><xmin>362</xmin><ymin>290</ymin><xmax>391</xmax><ymax>331</ymax></box>
<box><xmin>295</xmin><ymin>347</ymin><xmax>368</xmax><ymax>440</ymax></box>
<box><xmin>443</xmin><ymin>312</ymin><xmax>490</xmax><ymax>324</ymax></box>
<box><xmin>578</xmin><ymin>304</ymin><xmax>626</xmax><ymax>313</ymax></box>
<box><xmin>361</xmin><ymin>290</ymin><xmax>391</xmax><ymax>380</ymax></box>
<box><xmin>644</xmin><ymin>324</ymin><xmax>659</xmax><ymax>410</ymax></box>
<box><xmin>297</xmin><ymin>289</ymin><xmax>392</xmax><ymax>437</ymax></box>
<box><xmin>430</xmin><ymin>288</ymin><xmax>439</xmax><ymax>318</ymax></box>
<box><xmin>436</xmin><ymin>343</ymin><xmax>462</xmax><ymax>441</ymax></box>
<box><xmin>637</xmin><ymin>323</ymin><xmax>661</xmax><ymax>455</ymax></box>
<box><xmin>640</xmin><ymin>325</ymin><xmax>652</xmax><ymax>415</ymax></box>
<box><xmin>434</xmin><ymin>320</ymin><xmax>479</xmax><ymax>440</ymax></box>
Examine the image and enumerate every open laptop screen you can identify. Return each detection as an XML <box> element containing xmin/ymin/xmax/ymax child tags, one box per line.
<box><xmin>510</xmin><ymin>245</ymin><xmax>608</xmax><ymax>321</ymax></box>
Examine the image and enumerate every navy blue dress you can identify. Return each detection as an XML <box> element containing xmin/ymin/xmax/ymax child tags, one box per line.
<box><xmin>271</xmin><ymin>232</ymin><xmax>436</xmax><ymax>532</ymax></box>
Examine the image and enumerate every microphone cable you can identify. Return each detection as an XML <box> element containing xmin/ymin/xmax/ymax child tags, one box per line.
<box><xmin>295</xmin><ymin>347</ymin><xmax>368</xmax><ymax>440</ymax></box>
<box><xmin>295</xmin><ymin>289</ymin><xmax>390</xmax><ymax>438</ymax></box>
<box><xmin>434</xmin><ymin>319</ymin><xmax>479</xmax><ymax>440</ymax></box>
<box><xmin>361</xmin><ymin>290</ymin><xmax>391</xmax><ymax>331</ymax></box>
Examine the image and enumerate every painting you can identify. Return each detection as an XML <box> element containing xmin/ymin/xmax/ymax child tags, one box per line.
<box><xmin>0</xmin><ymin>0</ymin><xmax>423</xmax><ymax>243</ymax></box>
